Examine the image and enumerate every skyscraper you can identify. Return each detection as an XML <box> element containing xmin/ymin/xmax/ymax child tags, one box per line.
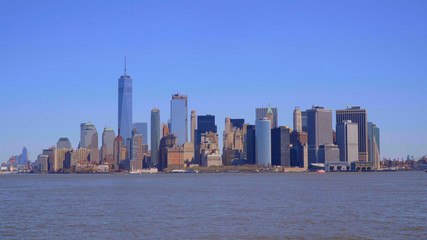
<box><xmin>293</xmin><ymin>108</ymin><xmax>302</xmax><ymax>132</ymax></box>
<box><xmin>271</xmin><ymin>126</ymin><xmax>291</xmax><ymax>167</ymax></box>
<box><xmin>151</xmin><ymin>108</ymin><xmax>161</xmax><ymax>168</ymax></box>
<box><xmin>132</xmin><ymin>123</ymin><xmax>148</xmax><ymax>144</ymax></box>
<box><xmin>256</xmin><ymin>105</ymin><xmax>278</xmax><ymax>128</ymax></box>
<box><xmin>307</xmin><ymin>106</ymin><xmax>333</xmax><ymax>164</ymax></box>
<box><xmin>113</xmin><ymin>136</ymin><xmax>124</xmax><ymax>170</ymax></box>
<box><xmin>368</xmin><ymin>122</ymin><xmax>380</xmax><ymax>170</ymax></box>
<box><xmin>191</xmin><ymin>110</ymin><xmax>197</xmax><ymax>147</ymax></box>
<box><xmin>170</xmin><ymin>94</ymin><xmax>188</xmax><ymax>146</ymax></box>
<box><xmin>223</xmin><ymin>118</ymin><xmax>244</xmax><ymax>165</ymax></box>
<box><xmin>18</xmin><ymin>147</ymin><xmax>28</xmax><ymax>165</ymax></box>
<box><xmin>129</xmin><ymin>130</ymin><xmax>143</xmax><ymax>170</ymax></box>
<box><xmin>196</xmin><ymin>115</ymin><xmax>217</xmax><ymax>145</ymax></box>
<box><xmin>57</xmin><ymin>138</ymin><xmax>72</xmax><ymax>149</ymax></box>
<box><xmin>79</xmin><ymin>121</ymin><xmax>99</xmax><ymax>163</ymax></box>
<box><xmin>336</xmin><ymin>106</ymin><xmax>368</xmax><ymax>162</ymax></box>
<box><xmin>336</xmin><ymin>120</ymin><xmax>358</xmax><ymax>163</ymax></box>
<box><xmin>301</xmin><ymin>111</ymin><xmax>308</xmax><ymax>132</ymax></box>
<box><xmin>256</xmin><ymin>118</ymin><xmax>271</xmax><ymax>167</ymax></box>
<box><xmin>244</xmin><ymin>124</ymin><xmax>256</xmax><ymax>165</ymax></box>
<box><xmin>118</xmin><ymin>57</ymin><xmax>132</xmax><ymax>146</ymax></box>
<box><xmin>101</xmin><ymin>127</ymin><xmax>115</xmax><ymax>164</ymax></box>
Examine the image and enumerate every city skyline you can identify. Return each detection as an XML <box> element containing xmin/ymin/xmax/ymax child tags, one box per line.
<box><xmin>1</xmin><ymin>1</ymin><xmax>427</xmax><ymax>162</ymax></box>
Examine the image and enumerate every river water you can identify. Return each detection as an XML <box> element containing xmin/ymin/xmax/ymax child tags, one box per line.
<box><xmin>0</xmin><ymin>172</ymin><xmax>426</xmax><ymax>239</ymax></box>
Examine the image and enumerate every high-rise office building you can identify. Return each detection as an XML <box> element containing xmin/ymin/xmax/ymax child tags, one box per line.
<box><xmin>57</xmin><ymin>138</ymin><xmax>72</xmax><ymax>149</ymax></box>
<box><xmin>256</xmin><ymin>105</ymin><xmax>278</xmax><ymax>128</ymax></box>
<box><xmin>199</xmin><ymin>132</ymin><xmax>222</xmax><ymax>167</ymax></box>
<box><xmin>196</xmin><ymin>115</ymin><xmax>217</xmax><ymax>145</ymax></box>
<box><xmin>195</xmin><ymin>115</ymin><xmax>217</xmax><ymax>163</ymax></box>
<box><xmin>158</xmin><ymin>134</ymin><xmax>178</xmax><ymax>171</ymax></box>
<box><xmin>336</xmin><ymin>106</ymin><xmax>368</xmax><ymax>162</ymax></box>
<box><xmin>132</xmin><ymin>122</ymin><xmax>147</xmax><ymax>144</ymax></box>
<box><xmin>79</xmin><ymin>121</ymin><xmax>99</xmax><ymax>164</ymax></box>
<box><xmin>318</xmin><ymin>144</ymin><xmax>340</xmax><ymax>164</ymax></box>
<box><xmin>113</xmin><ymin>136</ymin><xmax>124</xmax><ymax>170</ymax></box>
<box><xmin>129</xmin><ymin>130</ymin><xmax>143</xmax><ymax>170</ymax></box>
<box><xmin>368</xmin><ymin>122</ymin><xmax>380</xmax><ymax>170</ymax></box>
<box><xmin>301</xmin><ymin>111</ymin><xmax>308</xmax><ymax>132</ymax></box>
<box><xmin>245</xmin><ymin>124</ymin><xmax>256</xmax><ymax>164</ymax></box>
<box><xmin>271</xmin><ymin>126</ymin><xmax>291</xmax><ymax>167</ymax></box>
<box><xmin>170</xmin><ymin>94</ymin><xmax>188</xmax><ymax>146</ymax></box>
<box><xmin>101</xmin><ymin>128</ymin><xmax>115</xmax><ymax>164</ymax></box>
<box><xmin>118</xmin><ymin>57</ymin><xmax>132</xmax><ymax>146</ymax></box>
<box><xmin>18</xmin><ymin>147</ymin><xmax>28</xmax><ymax>165</ymax></box>
<box><xmin>293</xmin><ymin>108</ymin><xmax>302</xmax><ymax>132</ymax></box>
<box><xmin>336</xmin><ymin>120</ymin><xmax>358</xmax><ymax>163</ymax></box>
<box><xmin>307</xmin><ymin>106</ymin><xmax>333</xmax><ymax>164</ymax></box>
<box><xmin>256</xmin><ymin>119</ymin><xmax>271</xmax><ymax>167</ymax></box>
<box><xmin>151</xmin><ymin>108</ymin><xmax>161</xmax><ymax>168</ymax></box>
<box><xmin>223</xmin><ymin>118</ymin><xmax>244</xmax><ymax>165</ymax></box>
<box><xmin>37</xmin><ymin>154</ymin><xmax>49</xmax><ymax>172</ymax></box>
<box><xmin>191</xmin><ymin>110</ymin><xmax>197</xmax><ymax>147</ymax></box>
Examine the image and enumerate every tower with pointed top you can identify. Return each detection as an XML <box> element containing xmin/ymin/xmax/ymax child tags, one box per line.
<box><xmin>256</xmin><ymin>104</ymin><xmax>278</xmax><ymax>129</ymax></box>
<box><xmin>118</xmin><ymin>55</ymin><xmax>133</xmax><ymax>146</ymax></box>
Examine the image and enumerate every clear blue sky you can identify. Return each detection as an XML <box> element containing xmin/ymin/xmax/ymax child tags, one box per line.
<box><xmin>1</xmin><ymin>0</ymin><xmax>426</xmax><ymax>162</ymax></box>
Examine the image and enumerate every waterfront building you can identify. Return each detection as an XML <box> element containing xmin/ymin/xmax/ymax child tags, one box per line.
<box><xmin>118</xmin><ymin>57</ymin><xmax>132</xmax><ymax>146</ymax></box>
<box><xmin>54</xmin><ymin>148</ymin><xmax>72</xmax><ymax>172</ymax></box>
<box><xmin>307</xmin><ymin>106</ymin><xmax>333</xmax><ymax>164</ymax></box>
<box><xmin>37</xmin><ymin>154</ymin><xmax>49</xmax><ymax>172</ymax></box>
<box><xmin>151</xmin><ymin>108</ymin><xmax>161</xmax><ymax>168</ymax></box>
<box><xmin>101</xmin><ymin>128</ymin><xmax>115</xmax><ymax>164</ymax></box>
<box><xmin>170</xmin><ymin>93</ymin><xmax>188</xmax><ymax>146</ymax></box>
<box><xmin>196</xmin><ymin>115</ymin><xmax>217</xmax><ymax>147</ymax></box>
<box><xmin>57</xmin><ymin>138</ymin><xmax>72</xmax><ymax>150</ymax></box>
<box><xmin>196</xmin><ymin>115</ymin><xmax>217</xmax><ymax>163</ymax></box>
<box><xmin>158</xmin><ymin>134</ymin><xmax>178</xmax><ymax>171</ymax></box>
<box><xmin>318</xmin><ymin>144</ymin><xmax>340</xmax><ymax>163</ymax></box>
<box><xmin>256</xmin><ymin>119</ymin><xmax>271</xmax><ymax>167</ymax></box>
<box><xmin>132</xmin><ymin>122</ymin><xmax>148</xmax><ymax>144</ymax></box>
<box><xmin>191</xmin><ymin>110</ymin><xmax>197</xmax><ymax>147</ymax></box>
<box><xmin>166</xmin><ymin>142</ymin><xmax>195</xmax><ymax>170</ymax></box>
<box><xmin>79</xmin><ymin>121</ymin><xmax>99</xmax><ymax>163</ymax></box>
<box><xmin>199</xmin><ymin>132</ymin><xmax>222</xmax><ymax>167</ymax></box>
<box><xmin>129</xmin><ymin>130</ymin><xmax>143</xmax><ymax>171</ymax></box>
<box><xmin>42</xmin><ymin>147</ymin><xmax>56</xmax><ymax>172</ymax></box>
<box><xmin>336</xmin><ymin>106</ymin><xmax>368</xmax><ymax>162</ymax></box>
<box><xmin>244</xmin><ymin>124</ymin><xmax>256</xmax><ymax>164</ymax></box>
<box><xmin>271</xmin><ymin>126</ymin><xmax>291</xmax><ymax>167</ymax></box>
<box><xmin>223</xmin><ymin>118</ymin><xmax>244</xmax><ymax>165</ymax></box>
<box><xmin>336</xmin><ymin>120</ymin><xmax>358</xmax><ymax>163</ymax></box>
<box><xmin>368</xmin><ymin>122</ymin><xmax>381</xmax><ymax>170</ymax></box>
<box><xmin>113</xmin><ymin>136</ymin><xmax>125</xmax><ymax>170</ymax></box>
<box><xmin>256</xmin><ymin>105</ymin><xmax>278</xmax><ymax>128</ymax></box>
<box><xmin>293</xmin><ymin>108</ymin><xmax>302</xmax><ymax>132</ymax></box>
<box><xmin>290</xmin><ymin>142</ymin><xmax>308</xmax><ymax>168</ymax></box>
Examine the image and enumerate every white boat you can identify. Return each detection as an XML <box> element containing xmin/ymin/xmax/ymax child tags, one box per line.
<box><xmin>316</xmin><ymin>169</ymin><xmax>326</xmax><ymax>174</ymax></box>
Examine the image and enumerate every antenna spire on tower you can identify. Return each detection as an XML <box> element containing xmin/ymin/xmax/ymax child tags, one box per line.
<box><xmin>124</xmin><ymin>53</ymin><xmax>127</xmax><ymax>76</ymax></box>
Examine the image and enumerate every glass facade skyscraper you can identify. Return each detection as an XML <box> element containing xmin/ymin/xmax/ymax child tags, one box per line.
<box><xmin>150</xmin><ymin>108</ymin><xmax>161</xmax><ymax>168</ymax></box>
<box><xmin>118</xmin><ymin>68</ymin><xmax>132</xmax><ymax>146</ymax></box>
<box><xmin>170</xmin><ymin>94</ymin><xmax>187</xmax><ymax>146</ymax></box>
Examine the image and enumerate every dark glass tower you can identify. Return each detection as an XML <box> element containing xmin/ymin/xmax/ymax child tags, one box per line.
<box><xmin>118</xmin><ymin>56</ymin><xmax>132</xmax><ymax>146</ymax></box>
<box><xmin>196</xmin><ymin>115</ymin><xmax>217</xmax><ymax>146</ymax></box>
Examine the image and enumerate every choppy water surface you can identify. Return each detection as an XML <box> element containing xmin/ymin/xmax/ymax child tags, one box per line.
<box><xmin>0</xmin><ymin>172</ymin><xmax>426</xmax><ymax>239</ymax></box>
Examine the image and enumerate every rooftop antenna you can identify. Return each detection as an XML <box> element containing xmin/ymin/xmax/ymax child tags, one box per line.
<box><xmin>124</xmin><ymin>52</ymin><xmax>127</xmax><ymax>76</ymax></box>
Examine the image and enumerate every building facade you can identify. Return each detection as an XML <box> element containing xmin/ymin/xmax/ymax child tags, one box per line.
<box><xmin>293</xmin><ymin>108</ymin><xmax>302</xmax><ymax>132</ymax></box>
<box><xmin>256</xmin><ymin>119</ymin><xmax>271</xmax><ymax>167</ymax></box>
<box><xmin>150</xmin><ymin>108</ymin><xmax>161</xmax><ymax>168</ymax></box>
<box><xmin>118</xmin><ymin>64</ymin><xmax>133</xmax><ymax>146</ymax></box>
<box><xmin>336</xmin><ymin>120</ymin><xmax>358</xmax><ymax>163</ymax></box>
<box><xmin>336</xmin><ymin>106</ymin><xmax>368</xmax><ymax>162</ymax></box>
<box><xmin>307</xmin><ymin>106</ymin><xmax>333</xmax><ymax>164</ymax></box>
<box><xmin>170</xmin><ymin>94</ymin><xmax>188</xmax><ymax>146</ymax></box>
<box><xmin>256</xmin><ymin>106</ymin><xmax>278</xmax><ymax>128</ymax></box>
<box><xmin>132</xmin><ymin>122</ymin><xmax>148</xmax><ymax>144</ymax></box>
<box><xmin>271</xmin><ymin>126</ymin><xmax>291</xmax><ymax>167</ymax></box>
<box><xmin>57</xmin><ymin>138</ymin><xmax>72</xmax><ymax>150</ymax></box>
